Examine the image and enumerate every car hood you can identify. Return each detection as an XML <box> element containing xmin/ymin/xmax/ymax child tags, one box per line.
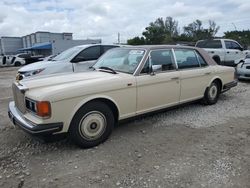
<box><xmin>20</xmin><ymin>71</ymin><xmax>115</xmax><ymax>89</ymax></box>
<box><xmin>18</xmin><ymin>60</ymin><xmax>65</xmax><ymax>72</ymax></box>
<box><xmin>20</xmin><ymin>71</ymin><xmax>134</xmax><ymax>102</ymax></box>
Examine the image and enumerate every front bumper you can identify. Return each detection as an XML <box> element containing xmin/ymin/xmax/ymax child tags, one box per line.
<box><xmin>222</xmin><ymin>80</ymin><xmax>238</xmax><ymax>93</ymax></box>
<box><xmin>8</xmin><ymin>101</ymin><xmax>63</xmax><ymax>135</ymax></box>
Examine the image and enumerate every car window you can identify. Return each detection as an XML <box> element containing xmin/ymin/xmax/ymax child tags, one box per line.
<box><xmin>141</xmin><ymin>58</ymin><xmax>150</xmax><ymax>74</ymax></box>
<box><xmin>225</xmin><ymin>41</ymin><xmax>241</xmax><ymax>50</ymax></box>
<box><xmin>225</xmin><ymin>41</ymin><xmax>232</xmax><ymax>49</ymax></box>
<box><xmin>53</xmin><ymin>46</ymin><xmax>83</xmax><ymax>61</ymax></box>
<box><xmin>196</xmin><ymin>40</ymin><xmax>222</xmax><ymax>49</ymax></box>
<box><xmin>94</xmin><ymin>48</ymin><xmax>145</xmax><ymax>74</ymax></box>
<box><xmin>174</xmin><ymin>49</ymin><xmax>200</xmax><ymax>69</ymax></box>
<box><xmin>150</xmin><ymin>49</ymin><xmax>175</xmax><ymax>71</ymax></box>
<box><xmin>18</xmin><ymin>54</ymin><xmax>30</xmax><ymax>58</ymax></box>
<box><xmin>76</xmin><ymin>46</ymin><xmax>101</xmax><ymax>61</ymax></box>
<box><xmin>101</xmin><ymin>45</ymin><xmax>118</xmax><ymax>55</ymax></box>
<box><xmin>231</xmin><ymin>42</ymin><xmax>241</xmax><ymax>50</ymax></box>
<box><xmin>196</xmin><ymin>51</ymin><xmax>208</xmax><ymax>67</ymax></box>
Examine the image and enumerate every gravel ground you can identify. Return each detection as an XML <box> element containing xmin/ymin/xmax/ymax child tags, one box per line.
<box><xmin>0</xmin><ymin>67</ymin><xmax>249</xmax><ymax>188</ymax></box>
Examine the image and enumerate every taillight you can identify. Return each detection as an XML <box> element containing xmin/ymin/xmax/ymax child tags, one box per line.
<box><xmin>36</xmin><ymin>101</ymin><xmax>51</xmax><ymax>118</ymax></box>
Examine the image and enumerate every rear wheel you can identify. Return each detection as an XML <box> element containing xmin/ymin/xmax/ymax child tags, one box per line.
<box><xmin>14</xmin><ymin>61</ymin><xmax>21</xmax><ymax>66</ymax></box>
<box><xmin>69</xmin><ymin>101</ymin><xmax>114</xmax><ymax>148</ymax></box>
<box><xmin>202</xmin><ymin>81</ymin><xmax>220</xmax><ymax>105</ymax></box>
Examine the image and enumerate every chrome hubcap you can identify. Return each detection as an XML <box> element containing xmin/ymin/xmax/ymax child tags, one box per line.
<box><xmin>79</xmin><ymin>111</ymin><xmax>106</xmax><ymax>141</ymax></box>
<box><xmin>209</xmin><ymin>85</ymin><xmax>218</xmax><ymax>100</ymax></box>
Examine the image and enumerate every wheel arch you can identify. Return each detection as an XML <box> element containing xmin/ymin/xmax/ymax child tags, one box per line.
<box><xmin>67</xmin><ymin>95</ymin><xmax>120</xmax><ymax>132</ymax></box>
<box><xmin>212</xmin><ymin>55</ymin><xmax>221</xmax><ymax>64</ymax></box>
<box><xmin>207</xmin><ymin>76</ymin><xmax>223</xmax><ymax>93</ymax></box>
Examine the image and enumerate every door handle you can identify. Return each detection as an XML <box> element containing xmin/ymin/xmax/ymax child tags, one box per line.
<box><xmin>204</xmin><ymin>72</ymin><xmax>211</xmax><ymax>75</ymax></box>
<box><xmin>211</xmin><ymin>51</ymin><xmax>214</xmax><ymax>54</ymax></box>
<box><xmin>236</xmin><ymin>52</ymin><xmax>239</xmax><ymax>54</ymax></box>
<box><xmin>227</xmin><ymin>51</ymin><xmax>230</xmax><ymax>54</ymax></box>
<box><xmin>171</xmin><ymin>77</ymin><xmax>179</xmax><ymax>80</ymax></box>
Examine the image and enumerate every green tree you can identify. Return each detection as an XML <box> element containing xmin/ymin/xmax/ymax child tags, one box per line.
<box><xmin>224</xmin><ymin>30</ymin><xmax>250</xmax><ymax>48</ymax></box>
<box><xmin>141</xmin><ymin>17</ymin><xmax>179</xmax><ymax>44</ymax></box>
<box><xmin>127</xmin><ymin>36</ymin><xmax>146</xmax><ymax>45</ymax></box>
<box><xmin>183</xmin><ymin>20</ymin><xmax>220</xmax><ymax>41</ymax></box>
<box><xmin>208</xmin><ymin>20</ymin><xmax>220</xmax><ymax>37</ymax></box>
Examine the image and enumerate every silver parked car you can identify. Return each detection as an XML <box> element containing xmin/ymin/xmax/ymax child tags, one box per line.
<box><xmin>237</xmin><ymin>55</ymin><xmax>250</xmax><ymax>80</ymax></box>
<box><xmin>17</xmin><ymin>44</ymin><xmax>119</xmax><ymax>80</ymax></box>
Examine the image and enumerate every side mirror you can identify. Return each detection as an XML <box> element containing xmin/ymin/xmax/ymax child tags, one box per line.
<box><xmin>152</xmin><ymin>65</ymin><xmax>162</xmax><ymax>72</ymax></box>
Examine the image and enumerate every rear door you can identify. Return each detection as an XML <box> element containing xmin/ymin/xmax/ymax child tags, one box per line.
<box><xmin>174</xmin><ymin>48</ymin><xmax>213</xmax><ymax>103</ymax></box>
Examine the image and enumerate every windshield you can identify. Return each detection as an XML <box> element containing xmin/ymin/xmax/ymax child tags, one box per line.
<box><xmin>93</xmin><ymin>48</ymin><xmax>145</xmax><ymax>74</ymax></box>
<box><xmin>53</xmin><ymin>46</ymin><xmax>83</xmax><ymax>61</ymax></box>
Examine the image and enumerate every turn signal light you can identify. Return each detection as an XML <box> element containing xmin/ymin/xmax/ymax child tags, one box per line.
<box><xmin>36</xmin><ymin>101</ymin><xmax>51</xmax><ymax>118</ymax></box>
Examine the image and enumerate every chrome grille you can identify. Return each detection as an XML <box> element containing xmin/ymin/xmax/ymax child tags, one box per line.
<box><xmin>12</xmin><ymin>83</ymin><xmax>26</xmax><ymax>113</ymax></box>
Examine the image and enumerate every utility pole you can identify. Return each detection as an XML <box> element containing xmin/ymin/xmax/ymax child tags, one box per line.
<box><xmin>118</xmin><ymin>32</ymin><xmax>120</xmax><ymax>44</ymax></box>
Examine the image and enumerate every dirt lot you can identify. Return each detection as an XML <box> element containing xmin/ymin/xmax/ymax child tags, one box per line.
<box><xmin>0</xmin><ymin>67</ymin><xmax>249</xmax><ymax>188</ymax></box>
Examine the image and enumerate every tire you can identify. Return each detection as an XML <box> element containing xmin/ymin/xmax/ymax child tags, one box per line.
<box><xmin>69</xmin><ymin>101</ymin><xmax>114</xmax><ymax>148</ymax></box>
<box><xmin>202</xmin><ymin>81</ymin><xmax>220</xmax><ymax>105</ymax></box>
<box><xmin>14</xmin><ymin>61</ymin><xmax>21</xmax><ymax>66</ymax></box>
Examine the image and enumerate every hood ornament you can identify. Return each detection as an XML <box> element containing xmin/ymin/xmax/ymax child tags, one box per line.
<box><xmin>16</xmin><ymin>73</ymin><xmax>23</xmax><ymax>84</ymax></box>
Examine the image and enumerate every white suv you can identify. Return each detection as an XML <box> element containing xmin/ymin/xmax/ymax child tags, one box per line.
<box><xmin>196</xmin><ymin>39</ymin><xmax>245</xmax><ymax>66</ymax></box>
<box><xmin>17</xmin><ymin>44</ymin><xmax>119</xmax><ymax>80</ymax></box>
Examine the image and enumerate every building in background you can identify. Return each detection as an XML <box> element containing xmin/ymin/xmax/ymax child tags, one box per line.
<box><xmin>0</xmin><ymin>31</ymin><xmax>101</xmax><ymax>56</ymax></box>
<box><xmin>0</xmin><ymin>37</ymin><xmax>23</xmax><ymax>55</ymax></box>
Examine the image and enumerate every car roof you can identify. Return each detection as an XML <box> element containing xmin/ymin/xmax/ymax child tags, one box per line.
<box><xmin>117</xmin><ymin>45</ymin><xmax>217</xmax><ymax>66</ymax></box>
<box><xmin>120</xmin><ymin>45</ymin><xmax>200</xmax><ymax>50</ymax></box>
<box><xmin>75</xmin><ymin>44</ymin><xmax>120</xmax><ymax>49</ymax></box>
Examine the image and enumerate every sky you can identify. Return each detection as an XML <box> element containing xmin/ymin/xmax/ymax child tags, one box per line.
<box><xmin>0</xmin><ymin>0</ymin><xmax>249</xmax><ymax>43</ymax></box>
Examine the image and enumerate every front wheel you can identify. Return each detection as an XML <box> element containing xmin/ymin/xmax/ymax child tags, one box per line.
<box><xmin>69</xmin><ymin>101</ymin><xmax>114</xmax><ymax>148</ymax></box>
<box><xmin>202</xmin><ymin>82</ymin><xmax>220</xmax><ymax>105</ymax></box>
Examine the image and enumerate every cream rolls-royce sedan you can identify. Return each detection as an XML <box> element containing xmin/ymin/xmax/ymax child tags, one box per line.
<box><xmin>8</xmin><ymin>45</ymin><xmax>237</xmax><ymax>148</ymax></box>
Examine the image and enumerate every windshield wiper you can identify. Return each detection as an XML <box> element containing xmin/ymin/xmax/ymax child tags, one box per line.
<box><xmin>89</xmin><ymin>66</ymin><xmax>96</xmax><ymax>70</ymax></box>
<box><xmin>98</xmin><ymin>66</ymin><xmax>117</xmax><ymax>74</ymax></box>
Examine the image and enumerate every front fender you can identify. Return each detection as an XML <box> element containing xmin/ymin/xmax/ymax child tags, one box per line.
<box><xmin>66</xmin><ymin>94</ymin><xmax>120</xmax><ymax>132</ymax></box>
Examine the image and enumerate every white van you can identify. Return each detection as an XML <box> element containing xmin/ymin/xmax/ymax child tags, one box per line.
<box><xmin>17</xmin><ymin>44</ymin><xmax>119</xmax><ymax>80</ymax></box>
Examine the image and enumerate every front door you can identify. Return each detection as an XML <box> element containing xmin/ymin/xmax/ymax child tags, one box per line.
<box><xmin>136</xmin><ymin>49</ymin><xmax>180</xmax><ymax>114</ymax></box>
<box><xmin>224</xmin><ymin>40</ymin><xmax>244</xmax><ymax>65</ymax></box>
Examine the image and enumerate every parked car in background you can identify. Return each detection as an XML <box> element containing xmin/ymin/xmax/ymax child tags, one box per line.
<box><xmin>0</xmin><ymin>55</ymin><xmax>12</xmax><ymax>67</ymax></box>
<box><xmin>10</xmin><ymin>53</ymin><xmax>28</xmax><ymax>66</ymax></box>
<box><xmin>0</xmin><ymin>53</ymin><xmax>43</xmax><ymax>67</ymax></box>
<box><xmin>196</xmin><ymin>39</ymin><xmax>245</xmax><ymax>66</ymax></box>
<box><xmin>17</xmin><ymin>44</ymin><xmax>119</xmax><ymax>80</ymax></box>
<box><xmin>243</xmin><ymin>50</ymin><xmax>250</xmax><ymax>56</ymax></box>
<box><xmin>8</xmin><ymin>45</ymin><xmax>237</xmax><ymax>148</ymax></box>
<box><xmin>237</xmin><ymin>55</ymin><xmax>250</xmax><ymax>80</ymax></box>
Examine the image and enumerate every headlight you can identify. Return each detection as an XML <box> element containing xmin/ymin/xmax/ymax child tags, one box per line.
<box><xmin>24</xmin><ymin>68</ymin><xmax>45</xmax><ymax>77</ymax></box>
<box><xmin>25</xmin><ymin>98</ymin><xmax>51</xmax><ymax>118</ymax></box>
